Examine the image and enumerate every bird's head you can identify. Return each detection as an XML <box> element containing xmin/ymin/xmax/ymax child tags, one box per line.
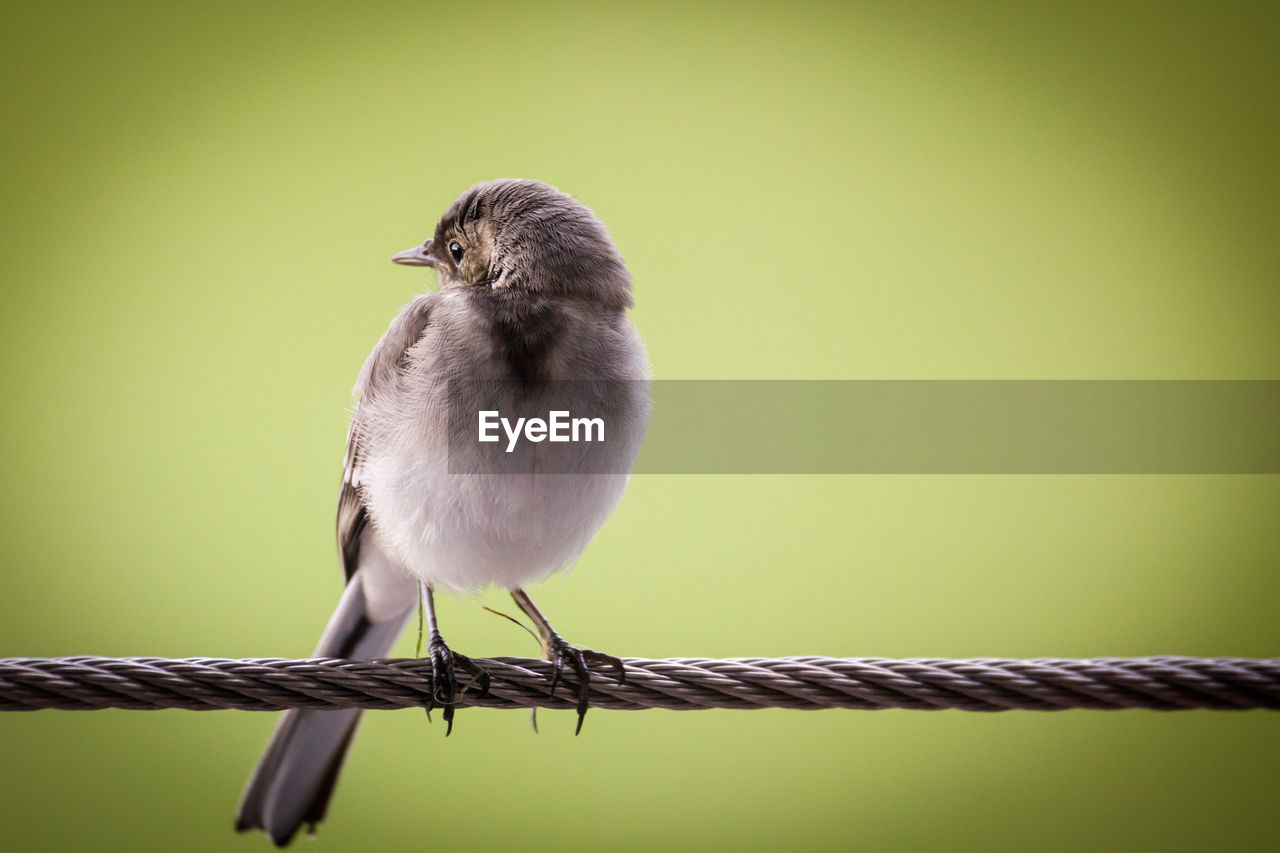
<box><xmin>391</xmin><ymin>179</ymin><xmax>633</xmax><ymax>309</ymax></box>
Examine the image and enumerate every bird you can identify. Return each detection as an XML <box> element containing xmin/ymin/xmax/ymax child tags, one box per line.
<box><xmin>235</xmin><ymin>179</ymin><xmax>651</xmax><ymax>846</ymax></box>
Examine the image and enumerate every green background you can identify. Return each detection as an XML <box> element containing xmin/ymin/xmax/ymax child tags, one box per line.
<box><xmin>2</xmin><ymin>1</ymin><xmax>1277</xmax><ymax>850</ymax></box>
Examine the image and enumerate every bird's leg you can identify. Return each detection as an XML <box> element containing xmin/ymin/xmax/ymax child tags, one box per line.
<box><xmin>510</xmin><ymin>588</ymin><xmax>625</xmax><ymax>734</ymax></box>
<box><xmin>420</xmin><ymin>582</ymin><xmax>489</xmax><ymax>735</ymax></box>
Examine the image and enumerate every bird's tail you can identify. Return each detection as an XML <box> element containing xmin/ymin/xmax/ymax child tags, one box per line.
<box><xmin>235</xmin><ymin>560</ymin><xmax>416</xmax><ymax>847</ymax></box>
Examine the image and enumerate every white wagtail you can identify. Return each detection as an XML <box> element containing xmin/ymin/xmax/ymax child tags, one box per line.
<box><xmin>236</xmin><ymin>179</ymin><xmax>650</xmax><ymax>846</ymax></box>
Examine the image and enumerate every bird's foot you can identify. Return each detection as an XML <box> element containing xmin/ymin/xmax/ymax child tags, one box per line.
<box><xmin>545</xmin><ymin>634</ymin><xmax>625</xmax><ymax>735</ymax></box>
<box><xmin>425</xmin><ymin>632</ymin><xmax>489</xmax><ymax>736</ymax></box>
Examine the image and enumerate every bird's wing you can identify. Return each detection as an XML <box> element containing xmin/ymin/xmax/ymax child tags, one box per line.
<box><xmin>335</xmin><ymin>424</ymin><xmax>369</xmax><ymax>583</ymax></box>
<box><xmin>237</xmin><ymin>296</ymin><xmax>439</xmax><ymax>844</ymax></box>
<box><xmin>337</xmin><ymin>294</ymin><xmax>436</xmax><ymax>581</ymax></box>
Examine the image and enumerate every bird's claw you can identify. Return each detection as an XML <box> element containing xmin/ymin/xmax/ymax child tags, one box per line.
<box><xmin>545</xmin><ymin>635</ymin><xmax>625</xmax><ymax>735</ymax></box>
<box><xmin>425</xmin><ymin>633</ymin><xmax>489</xmax><ymax>736</ymax></box>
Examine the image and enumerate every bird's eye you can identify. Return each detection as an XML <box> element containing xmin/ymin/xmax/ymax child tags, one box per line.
<box><xmin>448</xmin><ymin>241</ymin><xmax>464</xmax><ymax>263</ymax></box>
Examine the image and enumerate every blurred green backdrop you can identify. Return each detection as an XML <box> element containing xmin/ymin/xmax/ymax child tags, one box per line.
<box><xmin>1</xmin><ymin>1</ymin><xmax>1277</xmax><ymax>851</ymax></box>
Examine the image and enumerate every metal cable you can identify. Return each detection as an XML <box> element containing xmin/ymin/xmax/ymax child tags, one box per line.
<box><xmin>2</xmin><ymin>656</ymin><xmax>1278</xmax><ymax>712</ymax></box>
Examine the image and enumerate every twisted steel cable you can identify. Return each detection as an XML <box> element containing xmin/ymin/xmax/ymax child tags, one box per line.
<box><xmin>1</xmin><ymin>656</ymin><xmax>1278</xmax><ymax>712</ymax></box>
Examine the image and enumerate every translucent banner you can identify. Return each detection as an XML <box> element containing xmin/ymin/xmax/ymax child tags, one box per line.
<box><xmin>445</xmin><ymin>381</ymin><xmax>1280</xmax><ymax>474</ymax></box>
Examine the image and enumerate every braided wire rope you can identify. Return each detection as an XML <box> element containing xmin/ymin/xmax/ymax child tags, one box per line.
<box><xmin>2</xmin><ymin>656</ymin><xmax>1278</xmax><ymax>712</ymax></box>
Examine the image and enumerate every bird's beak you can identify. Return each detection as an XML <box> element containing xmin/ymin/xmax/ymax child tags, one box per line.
<box><xmin>391</xmin><ymin>238</ymin><xmax>436</xmax><ymax>267</ymax></box>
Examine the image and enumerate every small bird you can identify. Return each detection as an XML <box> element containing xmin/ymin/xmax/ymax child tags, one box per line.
<box><xmin>235</xmin><ymin>179</ymin><xmax>650</xmax><ymax>846</ymax></box>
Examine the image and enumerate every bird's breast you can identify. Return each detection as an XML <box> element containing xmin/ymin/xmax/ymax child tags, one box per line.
<box><xmin>486</xmin><ymin>301</ymin><xmax>565</xmax><ymax>384</ymax></box>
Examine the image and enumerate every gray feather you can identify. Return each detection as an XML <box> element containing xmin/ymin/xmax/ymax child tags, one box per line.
<box><xmin>239</xmin><ymin>289</ymin><xmax>432</xmax><ymax>846</ymax></box>
<box><xmin>235</xmin><ymin>542</ymin><xmax>416</xmax><ymax>846</ymax></box>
